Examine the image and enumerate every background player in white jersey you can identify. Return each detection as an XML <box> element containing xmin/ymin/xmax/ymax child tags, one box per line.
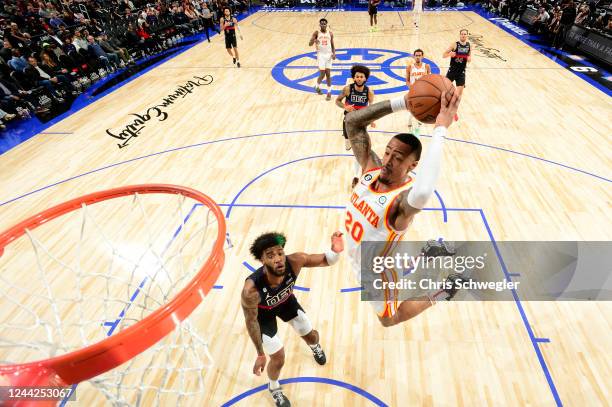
<box><xmin>405</xmin><ymin>49</ymin><xmax>431</xmax><ymax>136</ymax></box>
<box><xmin>343</xmin><ymin>89</ymin><xmax>463</xmax><ymax>327</ymax></box>
<box><xmin>241</xmin><ymin>232</ymin><xmax>343</xmax><ymax>406</ymax></box>
<box><xmin>308</xmin><ymin>18</ymin><xmax>335</xmax><ymax>101</ymax></box>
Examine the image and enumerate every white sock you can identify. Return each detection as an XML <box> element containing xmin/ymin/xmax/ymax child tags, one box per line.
<box><xmin>315</xmin><ymin>83</ymin><xmax>320</xmax><ymax>89</ymax></box>
<box><xmin>390</xmin><ymin>96</ymin><xmax>407</xmax><ymax>112</ymax></box>
<box><xmin>308</xmin><ymin>343</ymin><xmax>319</xmax><ymax>350</ymax></box>
<box><xmin>327</xmin><ymin>85</ymin><xmax>332</xmax><ymax>94</ymax></box>
<box><xmin>269</xmin><ymin>380</ymin><xmax>280</xmax><ymax>390</ymax></box>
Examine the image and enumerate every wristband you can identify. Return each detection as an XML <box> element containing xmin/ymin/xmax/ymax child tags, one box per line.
<box><xmin>390</xmin><ymin>96</ymin><xmax>407</xmax><ymax>112</ymax></box>
<box><xmin>325</xmin><ymin>249</ymin><xmax>340</xmax><ymax>266</ymax></box>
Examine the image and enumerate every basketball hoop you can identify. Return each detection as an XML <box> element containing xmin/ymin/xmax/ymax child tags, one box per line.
<box><xmin>0</xmin><ymin>185</ymin><xmax>226</xmax><ymax>406</ymax></box>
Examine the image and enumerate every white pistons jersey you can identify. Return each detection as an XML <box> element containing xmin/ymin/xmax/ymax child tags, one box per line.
<box><xmin>316</xmin><ymin>30</ymin><xmax>333</xmax><ymax>55</ymax></box>
<box><xmin>409</xmin><ymin>62</ymin><xmax>428</xmax><ymax>85</ymax></box>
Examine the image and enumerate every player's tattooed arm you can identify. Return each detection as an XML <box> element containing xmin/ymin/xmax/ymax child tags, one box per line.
<box><xmin>241</xmin><ymin>281</ymin><xmax>264</xmax><ymax>356</ymax></box>
<box><xmin>345</xmin><ymin>101</ymin><xmax>394</xmax><ymax>170</ymax></box>
<box><xmin>335</xmin><ymin>86</ymin><xmax>349</xmax><ymax>110</ymax></box>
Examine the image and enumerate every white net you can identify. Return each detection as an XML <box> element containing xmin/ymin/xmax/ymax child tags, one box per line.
<box><xmin>0</xmin><ymin>189</ymin><xmax>223</xmax><ymax>406</ymax></box>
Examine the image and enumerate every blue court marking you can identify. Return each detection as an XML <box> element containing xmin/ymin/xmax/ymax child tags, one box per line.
<box><xmin>272</xmin><ymin>48</ymin><xmax>440</xmax><ymax>96</ymax></box>
<box><xmin>2</xmin><ymin>128</ymin><xmax>608</xmax><ymax>208</ymax></box>
<box><xmin>3</xmin><ymin>128</ymin><xmax>607</xmax><ymax>209</ymax></box>
<box><xmin>509</xmin><ymin>273</ymin><xmax>521</xmax><ymax>277</ymax></box>
<box><xmin>535</xmin><ymin>338</ymin><xmax>551</xmax><ymax>343</ymax></box>
<box><xmin>340</xmin><ymin>286</ymin><xmax>364</xmax><ymax>293</ymax></box>
<box><xmin>242</xmin><ymin>261</ymin><xmax>257</xmax><ymax>273</ymax></box>
<box><xmin>225</xmin><ymin>154</ymin><xmax>349</xmax><ymax>219</ymax></box>
<box><xmin>433</xmin><ymin>190</ymin><xmax>448</xmax><ymax>223</ymax></box>
<box><xmin>242</xmin><ymin>261</ymin><xmax>311</xmax><ymax>291</ymax></box>
<box><xmin>222</xmin><ymin>376</ymin><xmax>388</xmax><ymax>407</ymax></box>
<box><xmin>479</xmin><ymin>208</ymin><xmax>562</xmax><ymax>406</ymax></box>
<box><xmin>213</xmin><ymin>285</ymin><xmax>224</xmax><ymax>289</ymax></box>
<box><xmin>225</xmin><ymin>154</ymin><xmax>449</xmax><ymax>224</ymax></box>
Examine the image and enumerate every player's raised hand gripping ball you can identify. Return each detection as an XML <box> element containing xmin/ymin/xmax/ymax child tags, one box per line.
<box><xmin>406</xmin><ymin>74</ymin><xmax>455</xmax><ymax>124</ymax></box>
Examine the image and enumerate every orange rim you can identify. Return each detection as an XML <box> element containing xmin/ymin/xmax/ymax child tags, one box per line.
<box><xmin>0</xmin><ymin>184</ymin><xmax>226</xmax><ymax>386</ymax></box>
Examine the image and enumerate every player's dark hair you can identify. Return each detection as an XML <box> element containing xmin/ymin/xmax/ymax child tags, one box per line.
<box><xmin>351</xmin><ymin>64</ymin><xmax>370</xmax><ymax>80</ymax></box>
<box><xmin>319</xmin><ymin>18</ymin><xmax>328</xmax><ymax>23</ymax></box>
<box><xmin>460</xmin><ymin>29</ymin><xmax>468</xmax><ymax>34</ymax></box>
<box><xmin>413</xmin><ymin>48</ymin><xmax>424</xmax><ymax>56</ymax></box>
<box><xmin>393</xmin><ymin>133</ymin><xmax>422</xmax><ymax>160</ymax></box>
<box><xmin>250</xmin><ymin>232</ymin><xmax>287</xmax><ymax>260</ymax></box>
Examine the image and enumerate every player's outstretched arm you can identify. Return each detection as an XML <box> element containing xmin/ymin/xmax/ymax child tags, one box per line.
<box><xmin>288</xmin><ymin>232</ymin><xmax>343</xmax><ymax>271</ymax></box>
<box><xmin>394</xmin><ymin>91</ymin><xmax>461</xmax><ymax>229</ymax></box>
<box><xmin>241</xmin><ymin>280</ymin><xmax>266</xmax><ymax>375</ymax></box>
<box><xmin>344</xmin><ymin>100</ymin><xmax>399</xmax><ymax>171</ymax></box>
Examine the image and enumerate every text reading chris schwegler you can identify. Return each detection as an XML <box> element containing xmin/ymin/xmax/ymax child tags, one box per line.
<box><xmin>368</xmin><ymin>253</ymin><xmax>520</xmax><ymax>292</ymax></box>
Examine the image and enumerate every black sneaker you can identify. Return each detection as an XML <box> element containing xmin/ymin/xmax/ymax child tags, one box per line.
<box><xmin>232</xmin><ymin>57</ymin><xmax>236</xmax><ymax>64</ymax></box>
<box><xmin>422</xmin><ymin>239</ymin><xmax>456</xmax><ymax>257</ymax></box>
<box><xmin>443</xmin><ymin>273</ymin><xmax>464</xmax><ymax>301</ymax></box>
<box><xmin>269</xmin><ymin>385</ymin><xmax>291</xmax><ymax>407</ymax></box>
<box><xmin>311</xmin><ymin>343</ymin><xmax>326</xmax><ymax>365</ymax></box>
<box><xmin>237</xmin><ymin>61</ymin><xmax>241</xmax><ymax>68</ymax></box>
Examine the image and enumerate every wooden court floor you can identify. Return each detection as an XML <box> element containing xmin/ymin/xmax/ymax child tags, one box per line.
<box><xmin>0</xmin><ymin>9</ymin><xmax>610</xmax><ymax>407</ymax></box>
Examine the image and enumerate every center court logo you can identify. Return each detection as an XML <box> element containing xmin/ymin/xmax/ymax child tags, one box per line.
<box><xmin>272</xmin><ymin>48</ymin><xmax>440</xmax><ymax>96</ymax></box>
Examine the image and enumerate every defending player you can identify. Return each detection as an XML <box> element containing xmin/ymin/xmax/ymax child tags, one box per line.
<box><xmin>241</xmin><ymin>232</ymin><xmax>343</xmax><ymax>406</ymax></box>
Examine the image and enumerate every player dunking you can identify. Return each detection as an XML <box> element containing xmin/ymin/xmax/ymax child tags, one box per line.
<box><xmin>368</xmin><ymin>0</ymin><xmax>380</xmax><ymax>31</ymax></box>
<box><xmin>220</xmin><ymin>7</ymin><xmax>243</xmax><ymax>67</ymax></box>
<box><xmin>241</xmin><ymin>232</ymin><xmax>344</xmax><ymax>406</ymax></box>
<box><xmin>405</xmin><ymin>49</ymin><xmax>431</xmax><ymax>136</ymax></box>
<box><xmin>343</xmin><ymin>91</ymin><xmax>463</xmax><ymax>327</ymax></box>
<box><xmin>309</xmin><ymin>18</ymin><xmax>336</xmax><ymax>101</ymax></box>
<box><xmin>336</xmin><ymin>65</ymin><xmax>375</xmax><ymax>187</ymax></box>
<box><xmin>443</xmin><ymin>29</ymin><xmax>471</xmax><ymax>94</ymax></box>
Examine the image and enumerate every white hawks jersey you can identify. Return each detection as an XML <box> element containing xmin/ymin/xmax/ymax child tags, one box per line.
<box><xmin>409</xmin><ymin>62</ymin><xmax>428</xmax><ymax>85</ymax></box>
<box><xmin>316</xmin><ymin>30</ymin><xmax>333</xmax><ymax>55</ymax></box>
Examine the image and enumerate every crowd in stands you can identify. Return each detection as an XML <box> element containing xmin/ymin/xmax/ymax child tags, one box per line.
<box><xmin>0</xmin><ymin>0</ymin><xmax>249</xmax><ymax>132</ymax></box>
<box><xmin>476</xmin><ymin>0</ymin><xmax>611</xmax><ymax>47</ymax></box>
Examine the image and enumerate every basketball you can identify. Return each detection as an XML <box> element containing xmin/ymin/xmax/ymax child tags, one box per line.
<box><xmin>406</xmin><ymin>74</ymin><xmax>455</xmax><ymax>124</ymax></box>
